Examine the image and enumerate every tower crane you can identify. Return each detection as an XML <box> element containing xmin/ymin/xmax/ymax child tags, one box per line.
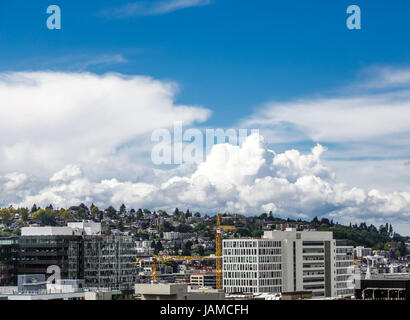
<box><xmin>136</xmin><ymin>255</ymin><xmax>216</xmax><ymax>282</ymax></box>
<box><xmin>136</xmin><ymin>213</ymin><xmax>236</xmax><ymax>290</ymax></box>
<box><xmin>212</xmin><ymin>214</ymin><xmax>236</xmax><ymax>290</ymax></box>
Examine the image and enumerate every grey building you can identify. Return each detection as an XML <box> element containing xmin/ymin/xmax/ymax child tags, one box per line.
<box><xmin>1</xmin><ymin>222</ymin><xmax>138</xmax><ymax>292</ymax></box>
<box><xmin>0</xmin><ymin>237</ymin><xmax>18</xmax><ymax>286</ymax></box>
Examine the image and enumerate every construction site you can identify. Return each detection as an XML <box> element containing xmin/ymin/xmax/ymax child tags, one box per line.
<box><xmin>136</xmin><ymin>214</ymin><xmax>236</xmax><ymax>290</ymax></box>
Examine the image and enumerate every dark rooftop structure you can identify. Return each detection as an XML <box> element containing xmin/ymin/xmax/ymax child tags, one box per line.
<box><xmin>356</xmin><ymin>279</ymin><xmax>410</xmax><ymax>300</ymax></box>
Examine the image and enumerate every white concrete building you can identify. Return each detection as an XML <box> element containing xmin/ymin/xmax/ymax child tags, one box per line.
<box><xmin>135</xmin><ymin>283</ymin><xmax>225</xmax><ymax>300</ymax></box>
<box><xmin>354</xmin><ymin>246</ymin><xmax>373</xmax><ymax>258</ymax></box>
<box><xmin>67</xmin><ymin>220</ymin><xmax>101</xmax><ymax>235</ymax></box>
<box><xmin>223</xmin><ymin>238</ymin><xmax>282</xmax><ymax>294</ymax></box>
<box><xmin>22</xmin><ymin>220</ymin><xmax>102</xmax><ymax>236</ymax></box>
<box><xmin>164</xmin><ymin>232</ymin><xmax>181</xmax><ymax>240</ymax></box>
<box><xmin>21</xmin><ymin>226</ymin><xmax>76</xmax><ymax>236</ymax></box>
<box><xmin>223</xmin><ymin>229</ymin><xmax>354</xmax><ymax>298</ymax></box>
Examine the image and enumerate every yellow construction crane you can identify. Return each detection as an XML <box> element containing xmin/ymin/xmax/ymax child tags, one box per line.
<box><xmin>212</xmin><ymin>214</ymin><xmax>236</xmax><ymax>290</ymax></box>
<box><xmin>136</xmin><ymin>255</ymin><xmax>216</xmax><ymax>282</ymax></box>
<box><xmin>136</xmin><ymin>213</ymin><xmax>236</xmax><ymax>290</ymax></box>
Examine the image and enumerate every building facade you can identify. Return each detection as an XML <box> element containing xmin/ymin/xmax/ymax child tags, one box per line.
<box><xmin>190</xmin><ymin>273</ymin><xmax>217</xmax><ymax>289</ymax></box>
<box><xmin>223</xmin><ymin>229</ymin><xmax>354</xmax><ymax>298</ymax></box>
<box><xmin>0</xmin><ymin>237</ymin><xmax>18</xmax><ymax>286</ymax></box>
<box><xmin>81</xmin><ymin>236</ymin><xmax>137</xmax><ymax>291</ymax></box>
<box><xmin>1</xmin><ymin>222</ymin><xmax>138</xmax><ymax>292</ymax></box>
<box><xmin>223</xmin><ymin>239</ymin><xmax>282</xmax><ymax>294</ymax></box>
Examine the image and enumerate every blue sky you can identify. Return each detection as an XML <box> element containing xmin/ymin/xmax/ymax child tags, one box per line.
<box><xmin>1</xmin><ymin>0</ymin><xmax>410</xmax><ymax>234</ymax></box>
<box><xmin>1</xmin><ymin>0</ymin><xmax>410</xmax><ymax>128</ymax></box>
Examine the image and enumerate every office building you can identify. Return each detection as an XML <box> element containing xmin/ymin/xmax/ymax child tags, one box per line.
<box><xmin>223</xmin><ymin>229</ymin><xmax>354</xmax><ymax>298</ymax></box>
<box><xmin>0</xmin><ymin>237</ymin><xmax>18</xmax><ymax>286</ymax></box>
<box><xmin>1</xmin><ymin>221</ymin><xmax>138</xmax><ymax>291</ymax></box>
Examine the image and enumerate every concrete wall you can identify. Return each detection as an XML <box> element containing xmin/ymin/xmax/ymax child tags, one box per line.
<box><xmin>21</xmin><ymin>227</ymin><xmax>74</xmax><ymax>236</ymax></box>
<box><xmin>84</xmin><ymin>291</ymin><xmax>112</xmax><ymax>300</ymax></box>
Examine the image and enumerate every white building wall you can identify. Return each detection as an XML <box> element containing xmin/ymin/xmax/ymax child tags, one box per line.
<box><xmin>223</xmin><ymin>239</ymin><xmax>282</xmax><ymax>294</ymax></box>
<box><xmin>67</xmin><ymin>220</ymin><xmax>101</xmax><ymax>235</ymax></box>
<box><xmin>22</xmin><ymin>221</ymin><xmax>102</xmax><ymax>236</ymax></box>
<box><xmin>223</xmin><ymin>229</ymin><xmax>354</xmax><ymax>298</ymax></box>
<box><xmin>21</xmin><ymin>227</ymin><xmax>75</xmax><ymax>236</ymax></box>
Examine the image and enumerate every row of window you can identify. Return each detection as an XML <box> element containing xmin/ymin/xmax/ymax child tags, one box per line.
<box><xmin>303</xmin><ymin>255</ymin><xmax>324</xmax><ymax>261</ymax></box>
<box><xmin>336</xmin><ymin>261</ymin><xmax>353</xmax><ymax>268</ymax></box>
<box><xmin>259</xmin><ymin>248</ymin><xmax>282</xmax><ymax>255</ymax></box>
<box><xmin>259</xmin><ymin>263</ymin><xmax>282</xmax><ymax>271</ymax></box>
<box><xmin>224</xmin><ymin>264</ymin><xmax>258</xmax><ymax>271</ymax></box>
<box><xmin>303</xmin><ymin>248</ymin><xmax>324</xmax><ymax>254</ymax></box>
<box><xmin>259</xmin><ymin>271</ymin><xmax>282</xmax><ymax>279</ymax></box>
<box><xmin>303</xmin><ymin>270</ymin><xmax>325</xmax><ymax>276</ymax></box>
<box><xmin>303</xmin><ymin>284</ymin><xmax>325</xmax><ymax>290</ymax></box>
<box><xmin>259</xmin><ymin>278</ymin><xmax>282</xmax><ymax>286</ymax></box>
<box><xmin>223</xmin><ymin>256</ymin><xmax>258</xmax><ymax>263</ymax></box>
<box><xmin>303</xmin><ymin>263</ymin><xmax>325</xmax><ymax>269</ymax></box>
<box><xmin>224</xmin><ymin>279</ymin><xmax>258</xmax><ymax>286</ymax></box>
<box><xmin>223</xmin><ymin>240</ymin><xmax>281</xmax><ymax>248</ymax></box>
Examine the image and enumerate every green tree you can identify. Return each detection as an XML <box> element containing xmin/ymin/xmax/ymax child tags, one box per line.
<box><xmin>0</xmin><ymin>209</ymin><xmax>12</xmax><ymax>226</ymax></box>
<box><xmin>193</xmin><ymin>245</ymin><xmax>205</xmax><ymax>256</ymax></box>
<box><xmin>136</xmin><ymin>209</ymin><xmax>143</xmax><ymax>219</ymax></box>
<box><xmin>32</xmin><ymin>209</ymin><xmax>57</xmax><ymax>226</ymax></box>
<box><xmin>59</xmin><ymin>209</ymin><xmax>73</xmax><ymax>221</ymax></box>
<box><xmin>20</xmin><ymin>208</ymin><xmax>30</xmax><ymax>222</ymax></box>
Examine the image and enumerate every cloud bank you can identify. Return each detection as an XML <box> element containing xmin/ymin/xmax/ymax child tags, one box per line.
<box><xmin>0</xmin><ymin>71</ymin><xmax>210</xmax><ymax>180</ymax></box>
<box><xmin>1</xmin><ymin>69</ymin><xmax>410</xmax><ymax>235</ymax></box>
<box><xmin>3</xmin><ymin>133</ymin><xmax>410</xmax><ymax>233</ymax></box>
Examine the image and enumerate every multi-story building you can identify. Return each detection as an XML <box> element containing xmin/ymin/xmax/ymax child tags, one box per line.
<box><xmin>163</xmin><ymin>232</ymin><xmax>181</xmax><ymax>240</ymax></box>
<box><xmin>334</xmin><ymin>241</ymin><xmax>355</xmax><ymax>297</ymax></box>
<box><xmin>0</xmin><ymin>237</ymin><xmax>18</xmax><ymax>286</ymax></box>
<box><xmin>18</xmin><ymin>234</ymin><xmax>83</xmax><ymax>280</ymax></box>
<box><xmin>354</xmin><ymin>246</ymin><xmax>373</xmax><ymax>258</ymax></box>
<box><xmin>81</xmin><ymin>236</ymin><xmax>137</xmax><ymax>291</ymax></box>
<box><xmin>1</xmin><ymin>221</ymin><xmax>138</xmax><ymax>292</ymax></box>
<box><xmin>223</xmin><ymin>229</ymin><xmax>354</xmax><ymax>298</ymax></box>
<box><xmin>190</xmin><ymin>273</ymin><xmax>217</xmax><ymax>288</ymax></box>
<box><xmin>223</xmin><ymin>238</ymin><xmax>282</xmax><ymax>294</ymax></box>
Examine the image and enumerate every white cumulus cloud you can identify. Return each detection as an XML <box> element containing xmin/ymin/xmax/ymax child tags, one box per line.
<box><xmin>0</xmin><ymin>71</ymin><xmax>210</xmax><ymax>179</ymax></box>
<box><xmin>8</xmin><ymin>133</ymin><xmax>410</xmax><ymax>235</ymax></box>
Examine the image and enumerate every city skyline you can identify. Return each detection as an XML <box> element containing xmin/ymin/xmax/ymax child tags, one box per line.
<box><xmin>1</xmin><ymin>1</ymin><xmax>410</xmax><ymax>235</ymax></box>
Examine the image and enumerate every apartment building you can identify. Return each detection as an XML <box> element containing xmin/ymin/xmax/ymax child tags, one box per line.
<box><xmin>223</xmin><ymin>229</ymin><xmax>354</xmax><ymax>298</ymax></box>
